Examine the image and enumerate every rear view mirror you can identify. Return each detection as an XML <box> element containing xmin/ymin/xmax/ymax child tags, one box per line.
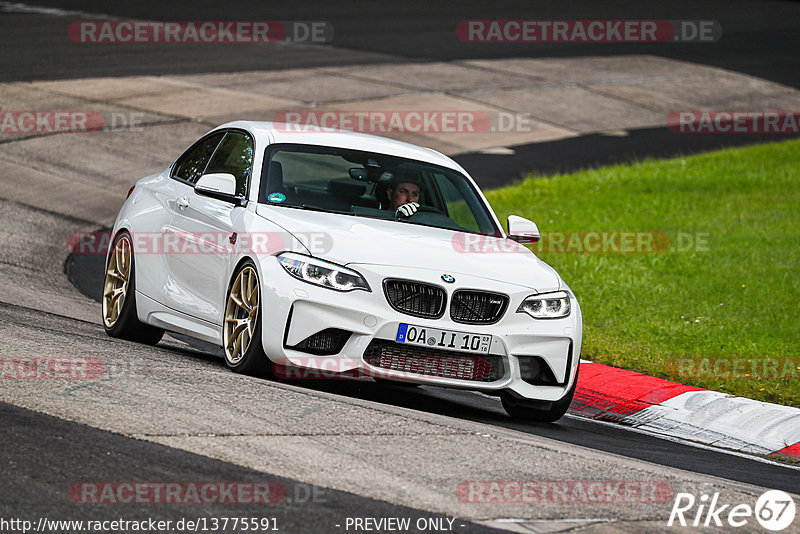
<box><xmin>507</xmin><ymin>215</ymin><xmax>540</xmax><ymax>243</ymax></box>
<box><xmin>349</xmin><ymin>168</ymin><xmax>369</xmax><ymax>181</ymax></box>
<box><xmin>349</xmin><ymin>167</ymin><xmax>394</xmax><ymax>183</ymax></box>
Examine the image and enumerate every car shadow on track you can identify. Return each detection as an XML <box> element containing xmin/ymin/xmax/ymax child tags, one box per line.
<box><xmin>159</xmin><ymin>337</ymin><xmax>560</xmax><ymax>431</ymax></box>
<box><xmin>133</xmin><ymin>335</ymin><xmax>800</xmax><ymax>493</ymax></box>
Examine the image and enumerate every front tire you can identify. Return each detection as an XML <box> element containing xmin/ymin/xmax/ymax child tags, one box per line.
<box><xmin>102</xmin><ymin>231</ymin><xmax>164</xmax><ymax>345</ymax></box>
<box><xmin>501</xmin><ymin>366</ymin><xmax>579</xmax><ymax>423</ymax></box>
<box><xmin>223</xmin><ymin>261</ymin><xmax>271</xmax><ymax>377</ymax></box>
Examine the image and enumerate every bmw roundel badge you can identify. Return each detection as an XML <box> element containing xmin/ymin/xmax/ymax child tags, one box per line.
<box><xmin>441</xmin><ymin>274</ymin><xmax>455</xmax><ymax>283</ymax></box>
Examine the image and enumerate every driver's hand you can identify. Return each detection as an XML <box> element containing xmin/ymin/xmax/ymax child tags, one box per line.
<box><xmin>395</xmin><ymin>202</ymin><xmax>419</xmax><ymax>217</ymax></box>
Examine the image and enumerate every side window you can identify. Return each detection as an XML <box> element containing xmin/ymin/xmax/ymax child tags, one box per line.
<box><xmin>204</xmin><ymin>132</ymin><xmax>254</xmax><ymax>197</ymax></box>
<box><xmin>173</xmin><ymin>132</ymin><xmax>224</xmax><ymax>184</ymax></box>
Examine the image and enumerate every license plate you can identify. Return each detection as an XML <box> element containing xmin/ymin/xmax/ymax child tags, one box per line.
<box><xmin>395</xmin><ymin>324</ymin><xmax>492</xmax><ymax>354</ymax></box>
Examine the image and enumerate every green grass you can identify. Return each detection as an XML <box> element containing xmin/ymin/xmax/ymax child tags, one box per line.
<box><xmin>484</xmin><ymin>139</ymin><xmax>800</xmax><ymax>406</ymax></box>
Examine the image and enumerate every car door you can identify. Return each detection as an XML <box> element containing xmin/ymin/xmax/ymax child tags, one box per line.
<box><xmin>128</xmin><ymin>168</ymin><xmax>187</xmax><ymax>306</ymax></box>
<box><xmin>160</xmin><ymin>131</ymin><xmax>225</xmax><ymax>316</ymax></box>
<box><xmin>166</xmin><ymin>130</ymin><xmax>254</xmax><ymax>325</ymax></box>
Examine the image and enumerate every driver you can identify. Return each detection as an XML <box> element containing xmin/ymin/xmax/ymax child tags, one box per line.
<box><xmin>386</xmin><ymin>175</ymin><xmax>422</xmax><ymax>217</ymax></box>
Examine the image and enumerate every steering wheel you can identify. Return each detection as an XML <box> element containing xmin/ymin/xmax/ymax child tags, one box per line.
<box><xmin>395</xmin><ymin>203</ymin><xmax>445</xmax><ymax>220</ymax></box>
<box><xmin>414</xmin><ymin>205</ymin><xmax>445</xmax><ymax>216</ymax></box>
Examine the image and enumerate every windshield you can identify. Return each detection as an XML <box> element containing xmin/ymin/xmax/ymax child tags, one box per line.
<box><xmin>258</xmin><ymin>144</ymin><xmax>501</xmax><ymax>236</ymax></box>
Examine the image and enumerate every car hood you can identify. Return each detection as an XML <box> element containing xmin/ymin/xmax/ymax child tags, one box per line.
<box><xmin>256</xmin><ymin>205</ymin><xmax>561</xmax><ymax>291</ymax></box>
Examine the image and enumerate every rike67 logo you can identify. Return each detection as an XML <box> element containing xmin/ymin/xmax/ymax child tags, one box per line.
<box><xmin>668</xmin><ymin>490</ymin><xmax>796</xmax><ymax>531</ymax></box>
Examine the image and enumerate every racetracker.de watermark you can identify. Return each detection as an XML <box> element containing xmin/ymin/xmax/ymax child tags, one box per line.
<box><xmin>457</xmin><ymin>480</ymin><xmax>674</xmax><ymax>504</ymax></box>
<box><xmin>1</xmin><ymin>357</ymin><xmax>103</xmax><ymax>380</ymax></box>
<box><xmin>457</xmin><ymin>20</ymin><xmax>721</xmax><ymax>42</ymax></box>
<box><xmin>72</xmin><ymin>231</ymin><xmax>710</xmax><ymax>257</ymax></box>
<box><xmin>68</xmin><ymin>231</ymin><xmax>333</xmax><ymax>256</ymax></box>
<box><xmin>272</xmin><ymin>110</ymin><xmax>535</xmax><ymax>134</ymax></box>
<box><xmin>451</xmin><ymin>231</ymin><xmax>709</xmax><ymax>254</ymax></box>
<box><xmin>0</xmin><ymin>111</ymin><xmax>104</xmax><ymax>134</ymax></box>
<box><xmin>68</xmin><ymin>20</ymin><xmax>333</xmax><ymax>43</ymax></box>
<box><xmin>69</xmin><ymin>482</ymin><xmax>286</xmax><ymax>504</ymax></box>
<box><xmin>272</xmin><ymin>355</ymin><xmax>492</xmax><ymax>381</ymax></box>
<box><xmin>667</xmin><ymin>357</ymin><xmax>800</xmax><ymax>381</ymax></box>
<box><xmin>0</xmin><ymin>111</ymin><xmax>150</xmax><ymax>135</ymax></box>
<box><xmin>668</xmin><ymin>111</ymin><xmax>800</xmax><ymax>134</ymax></box>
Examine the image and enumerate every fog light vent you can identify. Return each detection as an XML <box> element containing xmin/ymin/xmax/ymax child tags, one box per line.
<box><xmin>289</xmin><ymin>329</ymin><xmax>351</xmax><ymax>355</ymax></box>
<box><xmin>517</xmin><ymin>356</ymin><xmax>559</xmax><ymax>386</ymax></box>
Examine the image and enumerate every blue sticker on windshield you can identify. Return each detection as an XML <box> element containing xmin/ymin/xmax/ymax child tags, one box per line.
<box><xmin>267</xmin><ymin>192</ymin><xmax>286</xmax><ymax>203</ymax></box>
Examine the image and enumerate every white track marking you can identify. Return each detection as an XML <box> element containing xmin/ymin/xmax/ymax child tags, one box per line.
<box><xmin>0</xmin><ymin>1</ymin><xmax>118</xmax><ymax>19</ymax></box>
<box><xmin>564</xmin><ymin>413</ymin><xmax>800</xmax><ymax>472</ymax></box>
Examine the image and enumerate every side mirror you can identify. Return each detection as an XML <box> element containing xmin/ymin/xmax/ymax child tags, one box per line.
<box><xmin>195</xmin><ymin>173</ymin><xmax>245</xmax><ymax>205</ymax></box>
<box><xmin>196</xmin><ymin>173</ymin><xmax>237</xmax><ymax>195</ymax></box>
<box><xmin>507</xmin><ymin>215</ymin><xmax>540</xmax><ymax>243</ymax></box>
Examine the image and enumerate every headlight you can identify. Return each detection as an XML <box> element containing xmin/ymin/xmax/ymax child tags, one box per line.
<box><xmin>277</xmin><ymin>253</ymin><xmax>370</xmax><ymax>292</ymax></box>
<box><xmin>517</xmin><ymin>291</ymin><xmax>571</xmax><ymax>319</ymax></box>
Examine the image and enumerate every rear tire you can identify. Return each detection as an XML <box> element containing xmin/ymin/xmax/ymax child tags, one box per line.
<box><xmin>501</xmin><ymin>366</ymin><xmax>579</xmax><ymax>423</ymax></box>
<box><xmin>223</xmin><ymin>261</ymin><xmax>272</xmax><ymax>377</ymax></box>
<box><xmin>102</xmin><ymin>231</ymin><xmax>164</xmax><ymax>345</ymax></box>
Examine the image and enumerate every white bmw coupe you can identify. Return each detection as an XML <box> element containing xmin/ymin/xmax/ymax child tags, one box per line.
<box><xmin>103</xmin><ymin>121</ymin><xmax>582</xmax><ymax>421</ymax></box>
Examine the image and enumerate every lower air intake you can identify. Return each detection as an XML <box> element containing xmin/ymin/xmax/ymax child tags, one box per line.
<box><xmin>363</xmin><ymin>339</ymin><xmax>504</xmax><ymax>382</ymax></box>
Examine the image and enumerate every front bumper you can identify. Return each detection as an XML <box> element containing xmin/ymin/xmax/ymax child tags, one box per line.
<box><xmin>257</xmin><ymin>258</ymin><xmax>582</xmax><ymax>402</ymax></box>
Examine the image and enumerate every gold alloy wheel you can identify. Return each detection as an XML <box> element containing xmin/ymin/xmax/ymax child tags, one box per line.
<box><xmin>102</xmin><ymin>235</ymin><xmax>132</xmax><ymax>328</ymax></box>
<box><xmin>224</xmin><ymin>266</ymin><xmax>260</xmax><ymax>365</ymax></box>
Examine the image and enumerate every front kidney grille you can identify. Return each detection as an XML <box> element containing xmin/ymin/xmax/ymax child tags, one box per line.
<box><xmin>450</xmin><ymin>290</ymin><xmax>509</xmax><ymax>324</ymax></box>
<box><xmin>383</xmin><ymin>279</ymin><xmax>446</xmax><ymax>319</ymax></box>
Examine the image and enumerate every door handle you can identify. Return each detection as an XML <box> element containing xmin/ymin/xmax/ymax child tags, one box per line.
<box><xmin>177</xmin><ymin>196</ymin><xmax>190</xmax><ymax>209</ymax></box>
